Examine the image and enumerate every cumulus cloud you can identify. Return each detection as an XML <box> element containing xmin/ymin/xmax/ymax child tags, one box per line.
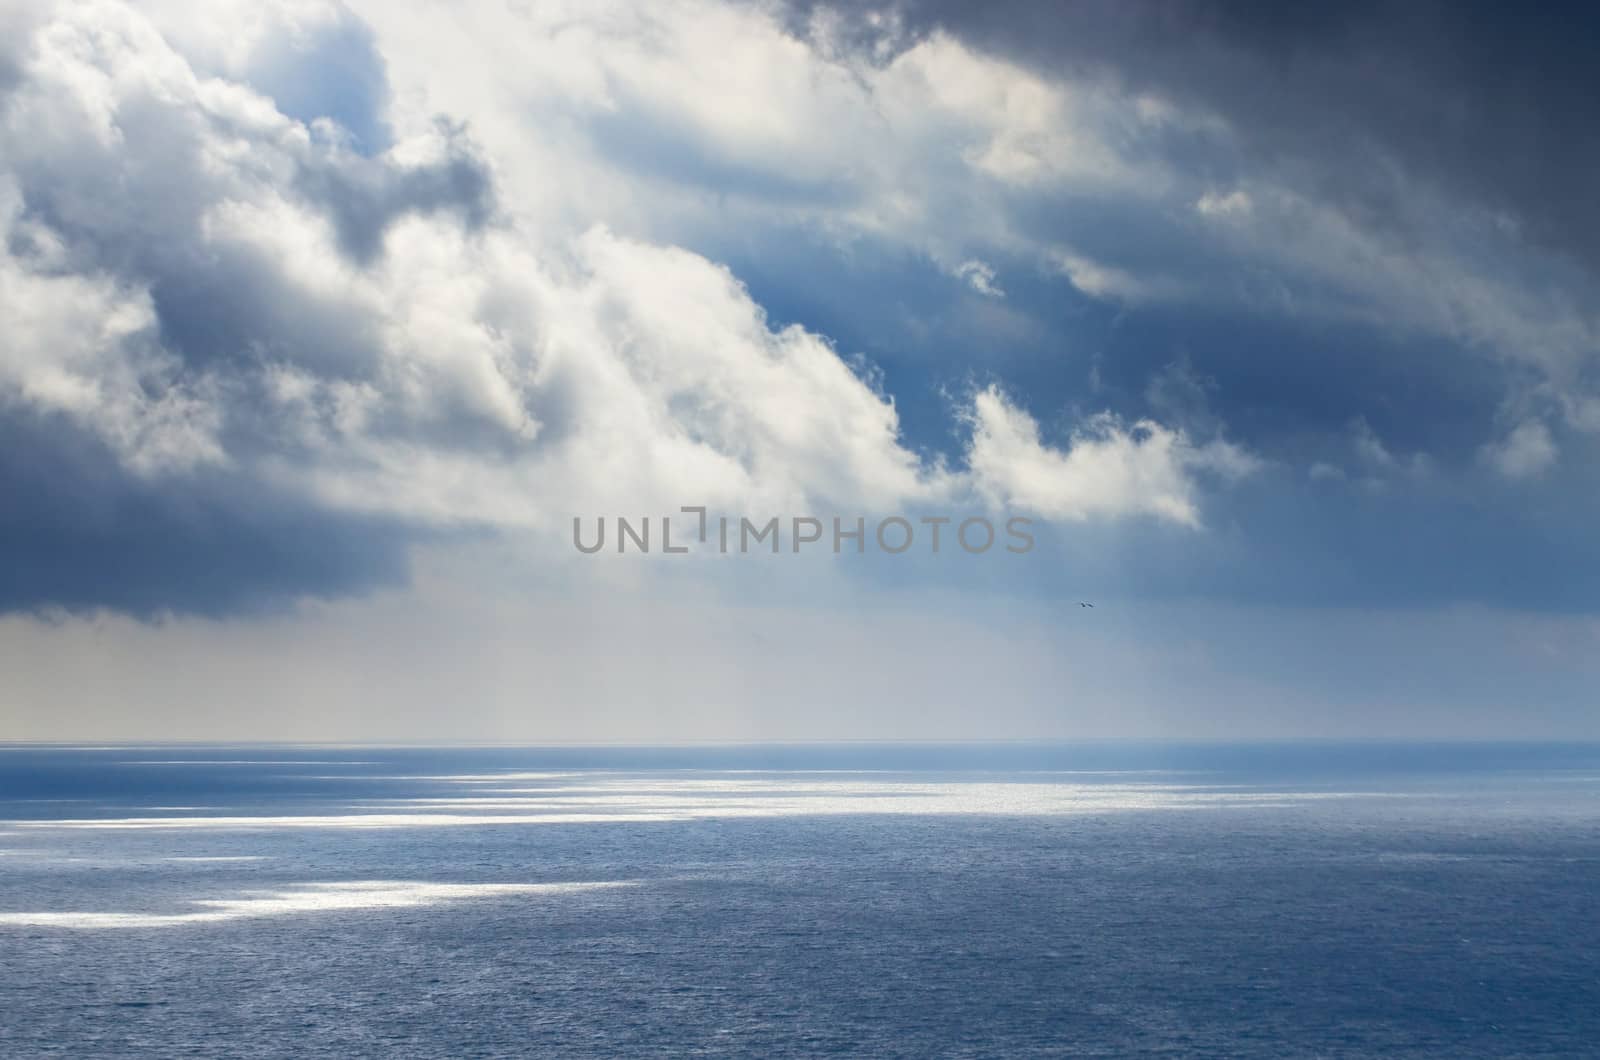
<box><xmin>0</xmin><ymin>0</ymin><xmax>1255</xmax><ymax>614</ymax></box>
<box><xmin>200</xmin><ymin>0</ymin><xmax>1600</xmax><ymax>457</ymax></box>
<box><xmin>0</xmin><ymin>0</ymin><xmax>922</xmax><ymax>522</ymax></box>
<box><xmin>0</xmin><ymin>184</ymin><xmax>222</xmax><ymax>476</ymax></box>
<box><xmin>338</xmin><ymin>0</ymin><xmax>1189</xmax><ymax>287</ymax></box>
<box><xmin>965</xmin><ymin>387</ymin><xmax>1257</xmax><ymax>527</ymax></box>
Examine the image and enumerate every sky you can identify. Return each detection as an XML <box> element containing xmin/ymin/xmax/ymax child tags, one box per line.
<box><xmin>1</xmin><ymin>0</ymin><xmax>1598</xmax><ymax>741</ymax></box>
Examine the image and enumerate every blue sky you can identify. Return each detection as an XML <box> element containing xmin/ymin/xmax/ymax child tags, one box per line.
<box><xmin>1</xmin><ymin>0</ymin><xmax>1597</xmax><ymax>740</ymax></box>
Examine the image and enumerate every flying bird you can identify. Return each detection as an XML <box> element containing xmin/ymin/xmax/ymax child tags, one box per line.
<box><xmin>1077</xmin><ymin>601</ymin><xmax>1094</xmax><ymax>608</ymax></box>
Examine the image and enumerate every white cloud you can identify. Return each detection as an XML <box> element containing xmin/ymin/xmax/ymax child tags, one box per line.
<box><xmin>965</xmin><ymin>386</ymin><xmax>1257</xmax><ymax>527</ymax></box>
<box><xmin>325</xmin><ymin>0</ymin><xmax>1188</xmax><ymax>284</ymax></box>
<box><xmin>1196</xmin><ymin>188</ymin><xmax>1252</xmax><ymax>218</ymax></box>
<box><xmin>0</xmin><ymin>0</ymin><xmax>1249</xmax><ymax>541</ymax></box>
<box><xmin>0</xmin><ymin>2</ymin><xmax>924</xmax><ymax>525</ymax></box>
<box><xmin>1481</xmin><ymin>419</ymin><xmax>1558</xmax><ymax>479</ymax></box>
<box><xmin>953</xmin><ymin>258</ymin><xmax>1004</xmax><ymax>297</ymax></box>
<box><xmin>1049</xmin><ymin>249</ymin><xmax>1166</xmax><ymax>302</ymax></box>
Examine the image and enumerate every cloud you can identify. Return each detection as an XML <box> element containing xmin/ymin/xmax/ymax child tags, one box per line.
<box><xmin>769</xmin><ymin>0</ymin><xmax>1600</xmax><ymax>439</ymax></box>
<box><xmin>953</xmin><ymin>259</ymin><xmax>1003</xmax><ymax>297</ymax></box>
<box><xmin>1481</xmin><ymin>419</ymin><xmax>1558</xmax><ymax>479</ymax></box>
<box><xmin>0</xmin><ymin>0</ymin><xmax>1255</xmax><ymax>615</ymax></box>
<box><xmin>1195</xmin><ymin>189</ymin><xmax>1251</xmax><ymax>218</ymax></box>
<box><xmin>965</xmin><ymin>386</ymin><xmax>1257</xmax><ymax>527</ymax></box>
<box><xmin>1348</xmin><ymin>417</ymin><xmax>1431</xmax><ymax>481</ymax></box>
<box><xmin>319</xmin><ymin>0</ymin><xmax>1600</xmax><ymax>465</ymax></box>
<box><xmin>0</xmin><ymin>184</ymin><xmax>223</xmax><ymax>477</ymax></box>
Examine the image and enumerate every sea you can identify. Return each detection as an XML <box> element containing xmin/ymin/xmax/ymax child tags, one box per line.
<box><xmin>0</xmin><ymin>743</ymin><xmax>1596</xmax><ymax>1057</ymax></box>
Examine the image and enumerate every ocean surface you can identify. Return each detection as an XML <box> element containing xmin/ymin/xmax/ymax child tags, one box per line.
<box><xmin>1</xmin><ymin>743</ymin><xmax>1597</xmax><ymax>1057</ymax></box>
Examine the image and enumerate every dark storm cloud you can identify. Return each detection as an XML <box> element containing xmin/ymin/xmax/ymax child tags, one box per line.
<box><xmin>728</xmin><ymin>0</ymin><xmax>1600</xmax><ymax>615</ymax></box>
<box><xmin>0</xmin><ymin>403</ymin><xmax>416</xmax><ymax>618</ymax></box>
<box><xmin>729</xmin><ymin>230</ymin><xmax>1600</xmax><ymax>610</ymax></box>
<box><xmin>0</xmin><ymin>11</ymin><xmax>498</xmax><ymax>617</ymax></box>
<box><xmin>719</xmin><ymin>215</ymin><xmax>1512</xmax><ymax>475</ymax></box>
<box><xmin>783</xmin><ymin>0</ymin><xmax>1600</xmax><ymax>274</ymax></box>
<box><xmin>708</xmin><ymin>0</ymin><xmax>1600</xmax><ymax>486</ymax></box>
<box><xmin>0</xmin><ymin>129</ymin><xmax>493</xmax><ymax>615</ymax></box>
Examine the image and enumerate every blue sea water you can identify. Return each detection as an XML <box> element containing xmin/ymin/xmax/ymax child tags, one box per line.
<box><xmin>0</xmin><ymin>743</ymin><xmax>1597</xmax><ymax>1057</ymax></box>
